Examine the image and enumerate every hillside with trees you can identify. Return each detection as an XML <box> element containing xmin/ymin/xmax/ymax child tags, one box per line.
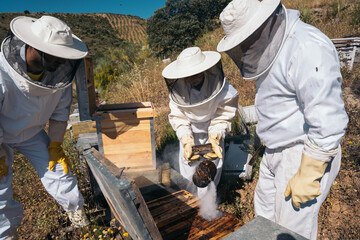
<box><xmin>102</xmin><ymin>13</ymin><xmax>147</xmax><ymax>44</ymax></box>
<box><xmin>147</xmin><ymin>0</ymin><xmax>231</xmax><ymax>57</ymax></box>
<box><xmin>0</xmin><ymin>12</ymin><xmax>145</xmax><ymax>54</ymax></box>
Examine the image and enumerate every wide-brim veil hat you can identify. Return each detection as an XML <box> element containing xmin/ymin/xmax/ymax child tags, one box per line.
<box><xmin>217</xmin><ymin>0</ymin><xmax>281</xmax><ymax>52</ymax></box>
<box><xmin>162</xmin><ymin>47</ymin><xmax>221</xmax><ymax>79</ymax></box>
<box><xmin>10</xmin><ymin>15</ymin><xmax>88</xmax><ymax>59</ymax></box>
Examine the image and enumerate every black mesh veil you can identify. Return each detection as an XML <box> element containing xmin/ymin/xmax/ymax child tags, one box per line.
<box><xmin>2</xmin><ymin>33</ymin><xmax>81</xmax><ymax>90</ymax></box>
<box><xmin>164</xmin><ymin>61</ymin><xmax>225</xmax><ymax>107</ymax></box>
<box><xmin>225</xmin><ymin>4</ymin><xmax>286</xmax><ymax>80</ymax></box>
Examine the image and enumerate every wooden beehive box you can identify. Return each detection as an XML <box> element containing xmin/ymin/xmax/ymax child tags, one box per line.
<box><xmin>93</xmin><ymin>102</ymin><xmax>157</xmax><ymax>171</ymax></box>
<box><xmin>75</xmin><ymin>56</ymin><xmax>157</xmax><ymax>172</ymax></box>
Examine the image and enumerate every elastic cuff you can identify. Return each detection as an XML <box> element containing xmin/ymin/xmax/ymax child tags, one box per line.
<box><xmin>176</xmin><ymin>127</ymin><xmax>193</xmax><ymax>142</ymax></box>
<box><xmin>208</xmin><ymin>127</ymin><xmax>226</xmax><ymax>139</ymax></box>
<box><xmin>303</xmin><ymin>137</ymin><xmax>339</xmax><ymax>162</ymax></box>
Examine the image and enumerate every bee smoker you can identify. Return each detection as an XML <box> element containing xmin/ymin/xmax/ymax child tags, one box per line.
<box><xmin>191</xmin><ymin>144</ymin><xmax>218</xmax><ymax>188</ymax></box>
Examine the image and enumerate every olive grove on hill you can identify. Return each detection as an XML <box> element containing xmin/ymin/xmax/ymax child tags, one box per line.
<box><xmin>147</xmin><ymin>0</ymin><xmax>231</xmax><ymax>57</ymax></box>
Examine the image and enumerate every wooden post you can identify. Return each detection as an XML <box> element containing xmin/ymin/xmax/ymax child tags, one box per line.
<box><xmin>84</xmin><ymin>56</ymin><xmax>97</xmax><ymax>117</ymax></box>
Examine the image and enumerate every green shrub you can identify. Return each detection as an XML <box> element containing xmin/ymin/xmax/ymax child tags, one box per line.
<box><xmin>351</xmin><ymin>4</ymin><xmax>360</xmax><ymax>26</ymax></box>
<box><xmin>300</xmin><ymin>7</ymin><xmax>316</xmax><ymax>24</ymax></box>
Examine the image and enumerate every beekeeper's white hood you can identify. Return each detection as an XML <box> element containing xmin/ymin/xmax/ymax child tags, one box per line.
<box><xmin>163</xmin><ymin>47</ymin><xmax>225</xmax><ymax>107</ymax></box>
<box><xmin>218</xmin><ymin>0</ymin><xmax>287</xmax><ymax>80</ymax></box>
<box><xmin>0</xmin><ymin>15</ymin><xmax>88</xmax><ymax>96</ymax></box>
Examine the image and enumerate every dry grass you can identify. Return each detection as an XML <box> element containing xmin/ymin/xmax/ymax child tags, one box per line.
<box><xmin>105</xmin><ymin>59</ymin><xmax>168</xmax><ymax>107</ymax></box>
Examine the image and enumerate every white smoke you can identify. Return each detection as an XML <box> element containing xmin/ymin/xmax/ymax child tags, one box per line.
<box><xmin>159</xmin><ymin>142</ymin><xmax>179</xmax><ymax>172</ymax></box>
<box><xmin>199</xmin><ymin>181</ymin><xmax>223</xmax><ymax>221</ymax></box>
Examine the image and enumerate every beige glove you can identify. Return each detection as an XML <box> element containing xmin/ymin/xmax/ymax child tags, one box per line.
<box><xmin>48</xmin><ymin>142</ymin><xmax>72</xmax><ymax>174</ymax></box>
<box><xmin>284</xmin><ymin>155</ymin><xmax>328</xmax><ymax>208</ymax></box>
<box><xmin>207</xmin><ymin>133</ymin><xmax>222</xmax><ymax>159</ymax></box>
<box><xmin>181</xmin><ymin>135</ymin><xmax>195</xmax><ymax>162</ymax></box>
<box><xmin>204</xmin><ymin>152</ymin><xmax>218</xmax><ymax>160</ymax></box>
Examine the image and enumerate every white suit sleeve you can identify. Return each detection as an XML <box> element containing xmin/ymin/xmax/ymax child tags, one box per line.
<box><xmin>289</xmin><ymin>40</ymin><xmax>348</xmax><ymax>153</ymax></box>
<box><xmin>168</xmin><ymin>99</ymin><xmax>192</xmax><ymax>141</ymax></box>
<box><xmin>50</xmin><ymin>85</ymin><xmax>72</xmax><ymax>122</ymax></box>
<box><xmin>208</xmin><ymin>93</ymin><xmax>239</xmax><ymax>139</ymax></box>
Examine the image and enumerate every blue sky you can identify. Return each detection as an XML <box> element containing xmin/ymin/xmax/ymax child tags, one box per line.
<box><xmin>0</xmin><ymin>0</ymin><xmax>168</xmax><ymax>19</ymax></box>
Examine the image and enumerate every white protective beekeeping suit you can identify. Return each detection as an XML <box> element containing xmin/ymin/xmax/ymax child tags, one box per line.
<box><xmin>0</xmin><ymin>16</ymin><xmax>89</xmax><ymax>239</ymax></box>
<box><xmin>217</xmin><ymin>1</ymin><xmax>348</xmax><ymax>239</ymax></box>
<box><xmin>163</xmin><ymin>47</ymin><xmax>239</xmax><ymax>198</ymax></box>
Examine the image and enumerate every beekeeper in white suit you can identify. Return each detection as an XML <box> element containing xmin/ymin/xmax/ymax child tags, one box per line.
<box><xmin>162</xmin><ymin>47</ymin><xmax>239</xmax><ymax>198</ymax></box>
<box><xmin>0</xmin><ymin>15</ymin><xmax>89</xmax><ymax>239</ymax></box>
<box><xmin>217</xmin><ymin>0</ymin><xmax>348</xmax><ymax>239</ymax></box>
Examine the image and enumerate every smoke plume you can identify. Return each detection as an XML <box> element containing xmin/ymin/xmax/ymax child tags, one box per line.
<box><xmin>199</xmin><ymin>181</ymin><xmax>222</xmax><ymax>221</ymax></box>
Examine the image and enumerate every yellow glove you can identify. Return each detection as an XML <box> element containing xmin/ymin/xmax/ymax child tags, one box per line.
<box><xmin>207</xmin><ymin>133</ymin><xmax>222</xmax><ymax>159</ymax></box>
<box><xmin>284</xmin><ymin>155</ymin><xmax>328</xmax><ymax>208</ymax></box>
<box><xmin>181</xmin><ymin>135</ymin><xmax>195</xmax><ymax>162</ymax></box>
<box><xmin>0</xmin><ymin>157</ymin><xmax>9</xmax><ymax>180</ymax></box>
<box><xmin>48</xmin><ymin>142</ymin><xmax>72</xmax><ymax>174</ymax></box>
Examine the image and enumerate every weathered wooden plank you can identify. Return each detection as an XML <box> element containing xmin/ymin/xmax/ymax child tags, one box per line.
<box><xmin>98</xmin><ymin>102</ymin><xmax>154</xmax><ymax>111</ymax></box>
<box><xmin>122</xmin><ymin>165</ymin><xmax>157</xmax><ymax>173</ymax></box>
<box><xmin>75</xmin><ymin>59</ymin><xmax>92</xmax><ymax>121</ymax></box>
<box><xmin>332</xmin><ymin>37</ymin><xmax>359</xmax><ymax>71</ymax></box>
<box><xmin>84</xmin><ymin>56</ymin><xmax>97</xmax><ymax>116</ymax></box>
<box><xmin>130</xmin><ymin>180</ymin><xmax>163</xmax><ymax>240</ymax></box>
<box><xmin>83</xmin><ymin>148</ymin><xmax>153</xmax><ymax>240</ymax></box>
<box><xmin>91</xmin><ymin>148</ymin><xmax>125</xmax><ymax>177</ymax></box>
